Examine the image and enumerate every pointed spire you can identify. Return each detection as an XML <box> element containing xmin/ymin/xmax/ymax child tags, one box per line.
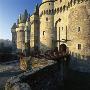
<box><xmin>34</xmin><ymin>3</ymin><xmax>39</xmax><ymax>15</ymax></box>
<box><xmin>17</xmin><ymin>19</ymin><xmax>19</xmax><ymax>24</ymax></box>
<box><xmin>27</xmin><ymin>14</ymin><xmax>30</xmax><ymax>21</ymax></box>
<box><xmin>24</xmin><ymin>9</ymin><xmax>27</xmax><ymax>13</ymax></box>
<box><xmin>19</xmin><ymin>14</ymin><xmax>21</xmax><ymax>23</ymax></box>
<box><xmin>24</xmin><ymin>9</ymin><xmax>28</xmax><ymax>17</ymax></box>
<box><xmin>11</xmin><ymin>23</ymin><xmax>17</xmax><ymax>29</ymax></box>
<box><xmin>19</xmin><ymin>9</ymin><xmax>28</xmax><ymax>23</ymax></box>
<box><xmin>23</xmin><ymin>9</ymin><xmax>28</xmax><ymax>22</ymax></box>
<box><xmin>19</xmin><ymin>14</ymin><xmax>21</xmax><ymax>20</ymax></box>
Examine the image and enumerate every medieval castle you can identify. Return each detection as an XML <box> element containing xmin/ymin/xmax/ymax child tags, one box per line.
<box><xmin>11</xmin><ymin>0</ymin><xmax>90</xmax><ymax>72</ymax></box>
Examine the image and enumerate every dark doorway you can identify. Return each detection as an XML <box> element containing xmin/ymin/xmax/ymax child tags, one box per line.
<box><xmin>59</xmin><ymin>44</ymin><xmax>67</xmax><ymax>53</ymax></box>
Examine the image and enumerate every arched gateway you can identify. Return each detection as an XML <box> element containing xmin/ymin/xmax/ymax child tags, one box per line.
<box><xmin>59</xmin><ymin>44</ymin><xmax>67</xmax><ymax>53</ymax></box>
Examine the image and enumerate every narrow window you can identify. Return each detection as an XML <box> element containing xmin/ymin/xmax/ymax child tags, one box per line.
<box><xmin>49</xmin><ymin>3</ymin><xmax>50</xmax><ymax>5</ymax></box>
<box><xmin>60</xmin><ymin>7</ymin><xmax>62</xmax><ymax>12</ymax></box>
<box><xmin>78</xmin><ymin>44</ymin><xmax>81</xmax><ymax>50</ymax></box>
<box><xmin>60</xmin><ymin>0</ymin><xmax>62</xmax><ymax>3</ymax></box>
<box><xmin>63</xmin><ymin>5</ymin><xmax>65</xmax><ymax>11</ymax></box>
<box><xmin>54</xmin><ymin>8</ymin><xmax>56</xmax><ymax>13</ymax></box>
<box><xmin>46</xmin><ymin>17</ymin><xmax>48</xmax><ymax>21</ymax></box>
<box><xmin>49</xmin><ymin>9</ymin><xmax>51</xmax><ymax>14</ymax></box>
<box><xmin>46</xmin><ymin>10</ymin><xmax>48</xmax><ymax>14</ymax></box>
<box><xmin>62</xmin><ymin>27</ymin><xmax>63</xmax><ymax>30</ymax></box>
<box><xmin>57</xmin><ymin>8</ymin><xmax>59</xmax><ymax>13</ymax></box>
<box><xmin>43</xmin><ymin>31</ymin><xmax>45</xmax><ymax>35</ymax></box>
<box><xmin>78</xmin><ymin>27</ymin><xmax>80</xmax><ymax>32</ymax></box>
<box><xmin>52</xmin><ymin>9</ymin><xmax>54</xmax><ymax>14</ymax></box>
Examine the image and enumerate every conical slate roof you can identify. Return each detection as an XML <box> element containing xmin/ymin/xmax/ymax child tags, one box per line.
<box><xmin>19</xmin><ymin>9</ymin><xmax>28</xmax><ymax>23</ymax></box>
<box><xmin>11</xmin><ymin>23</ymin><xmax>17</xmax><ymax>29</ymax></box>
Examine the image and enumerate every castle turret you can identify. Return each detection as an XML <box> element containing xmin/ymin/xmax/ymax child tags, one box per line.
<box><xmin>24</xmin><ymin>18</ymin><xmax>30</xmax><ymax>43</ymax></box>
<box><xmin>30</xmin><ymin>4</ymin><xmax>40</xmax><ymax>53</ymax></box>
<box><xmin>16</xmin><ymin>10</ymin><xmax>28</xmax><ymax>52</ymax></box>
<box><xmin>39</xmin><ymin>0</ymin><xmax>54</xmax><ymax>52</ymax></box>
<box><xmin>24</xmin><ymin>17</ymin><xmax>30</xmax><ymax>56</ymax></box>
<box><xmin>11</xmin><ymin>23</ymin><xmax>17</xmax><ymax>47</ymax></box>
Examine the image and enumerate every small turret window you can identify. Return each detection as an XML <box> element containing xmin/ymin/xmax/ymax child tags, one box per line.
<box><xmin>43</xmin><ymin>31</ymin><xmax>45</xmax><ymax>36</ymax></box>
<box><xmin>54</xmin><ymin>8</ymin><xmax>56</xmax><ymax>14</ymax></box>
<box><xmin>78</xmin><ymin>27</ymin><xmax>80</xmax><ymax>32</ymax></box>
<box><xmin>52</xmin><ymin>9</ymin><xmax>54</xmax><ymax>14</ymax></box>
<box><xmin>49</xmin><ymin>9</ymin><xmax>51</xmax><ymax>14</ymax></box>
<box><xmin>57</xmin><ymin>8</ymin><xmax>59</xmax><ymax>13</ymax></box>
<box><xmin>60</xmin><ymin>7</ymin><xmax>62</xmax><ymax>12</ymax></box>
<box><xmin>49</xmin><ymin>3</ymin><xmax>50</xmax><ymax>5</ymax></box>
<box><xmin>46</xmin><ymin>10</ymin><xmax>48</xmax><ymax>14</ymax></box>
<box><xmin>63</xmin><ymin>5</ymin><xmax>65</xmax><ymax>11</ymax></box>
<box><xmin>78</xmin><ymin>44</ymin><xmax>81</xmax><ymax>50</ymax></box>
<box><xmin>62</xmin><ymin>27</ymin><xmax>63</xmax><ymax>30</ymax></box>
<box><xmin>46</xmin><ymin>17</ymin><xmax>48</xmax><ymax>21</ymax></box>
<box><xmin>60</xmin><ymin>0</ymin><xmax>62</xmax><ymax>3</ymax></box>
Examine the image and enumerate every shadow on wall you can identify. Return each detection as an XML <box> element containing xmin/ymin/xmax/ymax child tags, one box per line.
<box><xmin>70</xmin><ymin>52</ymin><xmax>90</xmax><ymax>72</ymax></box>
<box><xmin>29</xmin><ymin>42</ymin><xmax>54</xmax><ymax>55</ymax></box>
<box><xmin>40</xmin><ymin>42</ymin><xmax>53</xmax><ymax>53</ymax></box>
<box><xmin>29</xmin><ymin>42</ymin><xmax>50</xmax><ymax>55</ymax></box>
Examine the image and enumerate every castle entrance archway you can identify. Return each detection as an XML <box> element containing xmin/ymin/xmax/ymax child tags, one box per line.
<box><xmin>59</xmin><ymin>44</ymin><xmax>67</xmax><ymax>53</ymax></box>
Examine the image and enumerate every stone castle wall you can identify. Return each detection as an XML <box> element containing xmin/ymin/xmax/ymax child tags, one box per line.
<box><xmin>30</xmin><ymin>14</ymin><xmax>40</xmax><ymax>52</ymax></box>
<box><xmin>68</xmin><ymin>1</ymin><xmax>90</xmax><ymax>72</ymax></box>
<box><xmin>39</xmin><ymin>0</ymin><xmax>90</xmax><ymax>72</ymax></box>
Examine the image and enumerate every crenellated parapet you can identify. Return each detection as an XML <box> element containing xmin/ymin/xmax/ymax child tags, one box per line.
<box><xmin>39</xmin><ymin>0</ymin><xmax>89</xmax><ymax>17</ymax></box>
<box><xmin>40</xmin><ymin>0</ymin><xmax>89</xmax><ymax>17</ymax></box>
<box><xmin>54</xmin><ymin>0</ymin><xmax>89</xmax><ymax>14</ymax></box>
<box><xmin>39</xmin><ymin>0</ymin><xmax>54</xmax><ymax>17</ymax></box>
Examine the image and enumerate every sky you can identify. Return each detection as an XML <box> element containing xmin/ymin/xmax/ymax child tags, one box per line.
<box><xmin>0</xmin><ymin>0</ymin><xmax>42</xmax><ymax>40</ymax></box>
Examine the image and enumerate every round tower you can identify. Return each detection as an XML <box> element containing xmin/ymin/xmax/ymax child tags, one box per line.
<box><xmin>16</xmin><ymin>22</ymin><xmax>25</xmax><ymax>52</ymax></box>
<box><xmin>39</xmin><ymin>0</ymin><xmax>54</xmax><ymax>52</ymax></box>
<box><xmin>11</xmin><ymin>23</ymin><xmax>17</xmax><ymax>46</ymax></box>
<box><xmin>24</xmin><ymin>18</ymin><xmax>30</xmax><ymax>56</ymax></box>
<box><xmin>24</xmin><ymin>18</ymin><xmax>30</xmax><ymax>44</ymax></box>
<box><xmin>16</xmin><ymin>10</ymin><xmax>28</xmax><ymax>52</ymax></box>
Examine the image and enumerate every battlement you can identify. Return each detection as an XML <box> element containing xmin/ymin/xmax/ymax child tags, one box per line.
<box><xmin>54</xmin><ymin>0</ymin><xmax>89</xmax><ymax>14</ymax></box>
<box><xmin>39</xmin><ymin>0</ymin><xmax>89</xmax><ymax>17</ymax></box>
